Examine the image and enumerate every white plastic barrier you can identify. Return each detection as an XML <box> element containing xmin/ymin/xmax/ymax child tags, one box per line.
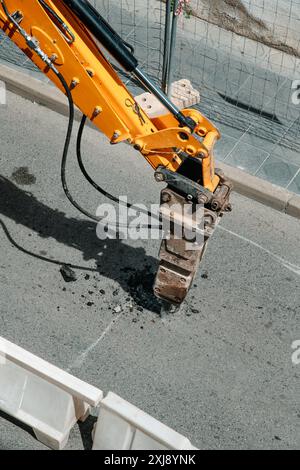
<box><xmin>0</xmin><ymin>80</ymin><xmax>6</xmax><ymax>105</ymax></box>
<box><xmin>93</xmin><ymin>392</ymin><xmax>197</xmax><ymax>450</ymax></box>
<box><xmin>0</xmin><ymin>337</ymin><xmax>103</xmax><ymax>450</ymax></box>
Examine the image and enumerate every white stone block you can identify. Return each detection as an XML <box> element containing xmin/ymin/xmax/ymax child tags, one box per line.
<box><xmin>135</xmin><ymin>79</ymin><xmax>200</xmax><ymax>118</ymax></box>
<box><xmin>0</xmin><ymin>337</ymin><xmax>103</xmax><ymax>449</ymax></box>
<box><xmin>93</xmin><ymin>392</ymin><xmax>197</xmax><ymax>450</ymax></box>
<box><xmin>171</xmin><ymin>79</ymin><xmax>200</xmax><ymax>107</ymax></box>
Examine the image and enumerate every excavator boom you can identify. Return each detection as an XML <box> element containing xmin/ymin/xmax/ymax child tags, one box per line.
<box><xmin>0</xmin><ymin>0</ymin><xmax>232</xmax><ymax>305</ymax></box>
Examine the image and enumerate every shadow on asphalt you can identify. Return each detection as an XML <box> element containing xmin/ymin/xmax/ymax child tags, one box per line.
<box><xmin>78</xmin><ymin>415</ymin><xmax>97</xmax><ymax>450</ymax></box>
<box><xmin>0</xmin><ymin>176</ymin><xmax>161</xmax><ymax>313</ymax></box>
<box><xmin>0</xmin><ymin>409</ymin><xmax>97</xmax><ymax>450</ymax></box>
<box><xmin>0</xmin><ymin>409</ymin><xmax>36</xmax><ymax>443</ymax></box>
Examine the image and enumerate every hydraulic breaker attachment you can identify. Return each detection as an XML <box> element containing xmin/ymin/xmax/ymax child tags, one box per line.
<box><xmin>154</xmin><ymin>167</ymin><xmax>233</xmax><ymax>305</ymax></box>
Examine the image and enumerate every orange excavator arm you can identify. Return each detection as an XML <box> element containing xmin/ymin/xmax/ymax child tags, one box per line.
<box><xmin>0</xmin><ymin>0</ymin><xmax>232</xmax><ymax>305</ymax></box>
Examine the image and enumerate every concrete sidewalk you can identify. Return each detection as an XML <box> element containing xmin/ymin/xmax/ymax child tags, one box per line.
<box><xmin>0</xmin><ymin>90</ymin><xmax>299</xmax><ymax>449</ymax></box>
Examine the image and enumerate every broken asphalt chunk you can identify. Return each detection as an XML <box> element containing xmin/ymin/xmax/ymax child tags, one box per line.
<box><xmin>60</xmin><ymin>264</ymin><xmax>77</xmax><ymax>283</ymax></box>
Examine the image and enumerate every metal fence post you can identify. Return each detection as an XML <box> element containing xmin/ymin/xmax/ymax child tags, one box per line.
<box><xmin>162</xmin><ymin>0</ymin><xmax>172</xmax><ymax>93</ymax></box>
<box><xmin>162</xmin><ymin>0</ymin><xmax>180</xmax><ymax>97</ymax></box>
<box><xmin>167</xmin><ymin>0</ymin><xmax>179</xmax><ymax>98</ymax></box>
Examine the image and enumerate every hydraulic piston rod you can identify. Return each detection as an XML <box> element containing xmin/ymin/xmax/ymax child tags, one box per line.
<box><xmin>62</xmin><ymin>0</ymin><xmax>195</xmax><ymax>130</ymax></box>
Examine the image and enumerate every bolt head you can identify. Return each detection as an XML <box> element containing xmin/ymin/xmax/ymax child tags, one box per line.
<box><xmin>198</xmin><ymin>194</ymin><xmax>207</xmax><ymax>204</ymax></box>
<box><xmin>162</xmin><ymin>192</ymin><xmax>171</xmax><ymax>203</ymax></box>
<box><xmin>197</xmin><ymin>152</ymin><xmax>206</xmax><ymax>159</ymax></box>
<box><xmin>112</xmin><ymin>131</ymin><xmax>121</xmax><ymax>141</ymax></box>
<box><xmin>155</xmin><ymin>172</ymin><xmax>165</xmax><ymax>182</ymax></box>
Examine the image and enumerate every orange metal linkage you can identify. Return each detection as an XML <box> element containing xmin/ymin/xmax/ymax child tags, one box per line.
<box><xmin>0</xmin><ymin>0</ymin><xmax>220</xmax><ymax>192</ymax></box>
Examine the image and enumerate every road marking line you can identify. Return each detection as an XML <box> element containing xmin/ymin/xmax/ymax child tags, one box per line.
<box><xmin>218</xmin><ymin>226</ymin><xmax>300</xmax><ymax>276</ymax></box>
<box><xmin>67</xmin><ymin>312</ymin><xmax>123</xmax><ymax>371</ymax></box>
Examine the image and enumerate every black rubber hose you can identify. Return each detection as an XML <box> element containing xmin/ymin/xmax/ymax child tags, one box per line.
<box><xmin>57</xmin><ymin>72</ymin><xmax>161</xmax><ymax>230</ymax></box>
<box><xmin>0</xmin><ymin>220</ymin><xmax>98</xmax><ymax>273</ymax></box>
<box><xmin>76</xmin><ymin>115</ymin><xmax>161</xmax><ymax>226</ymax></box>
<box><xmin>62</xmin><ymin>0</ymin><xmax>138</xmax><ymax>71</ymax></box>
<box><xmin>56</xmin><ymin>71</ymin><xmax>103</xmax><ymax>222</ymax></box>
<box><xmin>38</xmin><ymin>0</ymin><xmax>75</xmax><ymax>43</ymax></box>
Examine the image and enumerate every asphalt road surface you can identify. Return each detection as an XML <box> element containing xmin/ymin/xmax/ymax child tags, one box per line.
<box><xmin>0</xmin><ymin>91</ymin><xmax>299</xmax><ymax>449</ymax></box>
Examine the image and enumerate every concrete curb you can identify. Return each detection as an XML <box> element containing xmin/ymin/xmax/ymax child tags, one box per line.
<box><xmin>217</xmin><ymin>162</ymin><xmax>300</xmax><ymax>219</ymax></box>
<box><xmin>1</xmin><ymin>63</ymin><xmax>300</xmax><ymax>220</ymax></box>
<box><xmin>0</xmin><ymin>63</ymin><xmax>82</xmax><ymax>119</ymax></box>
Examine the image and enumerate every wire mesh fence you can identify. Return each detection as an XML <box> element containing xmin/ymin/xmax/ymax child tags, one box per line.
<box><xmin>98</xmin><ymin>0</ymin><xmax>164</xmax><ymax>87</ymax></box>
<box><xmin>170</xmin><ymin>1</ymin><xmax>300</xmax><ymax>136</ymax></box>
<box><xmin>0</xmin><ymin>0</ymin><xmax>165</xmax><ymax>90</ymax></box>
<box><xmin>1</xmin><ymin>0</ymin><xmax>300</xmax><ymax>192</ymax></box>
<box><xmin>1</xmin><ymin>0</ymin><xmax>299</xmax><ymax>131</ymax></box>
<box><xmin>166</xmin><ymin>0</ymin><xmax>300</xmax><ymax>192</ymax></box>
